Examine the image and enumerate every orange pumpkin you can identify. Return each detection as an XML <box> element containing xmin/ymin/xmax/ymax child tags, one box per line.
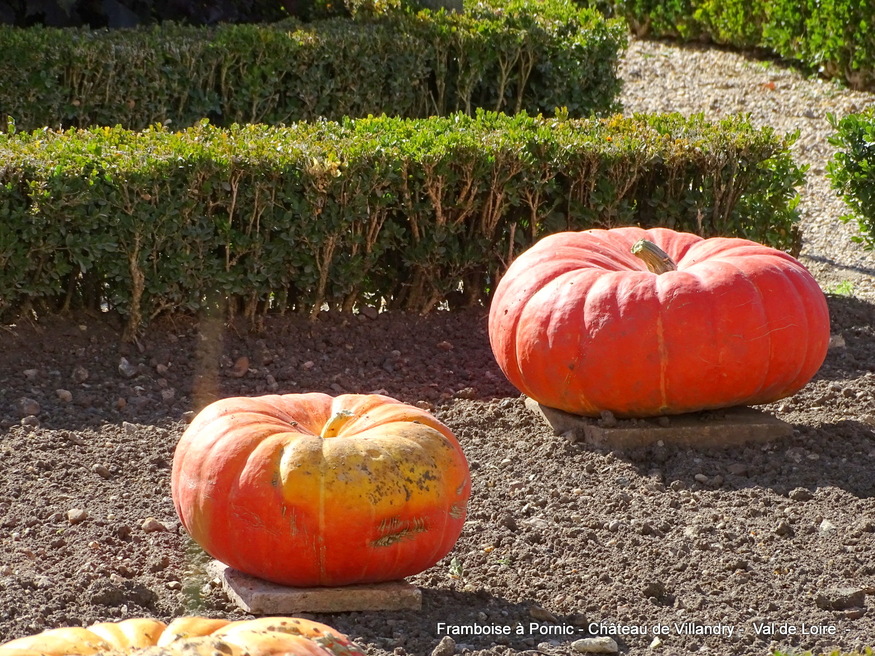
<box><xmin>0</xmin><ymin>616</ymin><xmax>364</xmax><ymax>656</ymax></box>
<box><xmin>489</xmin><ymin>227</ymin><xmax>830</xmax><ymax>417</ymax></box>
<box><xmin>171</xmin><ymin>393</ymin><xmax>470</xmax><ymax>587</ymax></box>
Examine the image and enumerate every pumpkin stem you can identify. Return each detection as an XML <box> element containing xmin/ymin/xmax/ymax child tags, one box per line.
<box><xmin>321</xmin><ymin>410</ymin><xmax>355</xmax><ymax>438</ymax></box>
<box><xmin>631</xmin><ymin>239</ymin><xmax>677</xmax><ymax>274</ymax></box>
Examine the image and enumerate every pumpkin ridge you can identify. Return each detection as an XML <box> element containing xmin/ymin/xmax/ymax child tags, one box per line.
<box><xmin>655</xmin><ymin>312</ymin><xmax>669</xmax><ymax>414</ymax></box>
<box><xmin>373</xmin><ymin>431</ymin><xmax>464</xmax><ymax>572</ymax></box>
<box><xmin>760</xmin><ymin>264</ymin><xmax>816</xmax><ymax>398</ymax></box>
<box><xmin>317</xmin><ymin>434</ymin><xmax>329</xmax><ymax>585</ymax></box>
<box><xmin>716</xmin><ymin>257</ymin><xmax>774</xmax><ymax>404</ymax></box>
<box><xmin>366</xmin><ymin>434</ymin><xmax>441</xmax><ymax>574</ymax></box>
<box><xmin>718</xmin><ymin>254</ymin><xmax>812</xmax><ymax>402</ymax></box>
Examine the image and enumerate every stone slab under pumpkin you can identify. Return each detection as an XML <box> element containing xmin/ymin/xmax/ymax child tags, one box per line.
<box><xmin>207</xmin><ymin>560</ymin><xmax>422</xmax><ymax>614</ymax></box>
<box><xmin>525</xmin><ymin>397</ymin><xmax>792</xmax><ymax>449</ymax></box>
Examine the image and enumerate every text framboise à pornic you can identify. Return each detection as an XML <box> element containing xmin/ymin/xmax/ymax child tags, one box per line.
<box><xmin>435</xmin><ymin>621</ymin><xmax>837</xmax><ymax>639</ymax></box>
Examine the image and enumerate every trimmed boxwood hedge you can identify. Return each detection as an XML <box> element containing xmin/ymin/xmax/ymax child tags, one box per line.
<box><xmin>828</xmin><ymin>109</ymin><xmax>875</xmax><ymax>251</ymax></box>
<box><xmin>0</xmin><ymin>0</ymin><xmax>627</xmax><ymax>132</ymax></box>
<box><xmin>585</xmin><ymin>0</ymin><xmax>875</xmax><ymax>91</ymax></box>
<box><xmin>0</xmin><ymin>111</ymin><xmax>804</xmax><ymax>337</ymax></box>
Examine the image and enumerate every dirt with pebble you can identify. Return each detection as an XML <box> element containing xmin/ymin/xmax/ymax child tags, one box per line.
<box><xmin>2</xmin><ymin>38</ymin><xmax>875</xmax><ymax>656</ymax></box>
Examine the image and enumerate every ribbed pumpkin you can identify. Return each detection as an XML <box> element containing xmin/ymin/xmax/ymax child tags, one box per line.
<box><xmin>488</xmin><ymin>226</ymin><xmax>830</xmax><ymax>417</ymax></box>
<box><xmin>171</xmin><ymin>393</ymin><xmax>470</xmax><ymax>587</ymax></box>
<box><xmin>0</xmin><ymin>616</ymin><xmax>363</xmax><ymax>656</ymax></box>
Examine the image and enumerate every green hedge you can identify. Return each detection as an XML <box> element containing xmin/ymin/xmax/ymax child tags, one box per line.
<box><xmin>585</xmin><ymin>0</ymin><xmax>875</xmax><ymax>90</ymax></box>
<box><xmin>0</xmin><ymin>111</ymin><xmax>804</xmax><ymax>336</ymax></box>
<box><xmin>0</xmin><ymin>0</ymin><xmax>626</xmax><ymax>132</ymax></box>
<box><xmin>828</xmin><ymin>109</ymin><xmax>875</xmax><ymax>251</ymax></box>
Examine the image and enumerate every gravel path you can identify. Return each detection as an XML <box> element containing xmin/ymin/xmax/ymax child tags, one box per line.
<box><xmin>619</xmin><ymin>38</ymin><xmax>875</xmax><ymax>301</ymax></box>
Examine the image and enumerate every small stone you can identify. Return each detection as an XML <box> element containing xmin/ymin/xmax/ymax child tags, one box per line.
<box><xmin>160</xmin><ymin>388</ymin><xmax>176</xmax><ymax>402</ymax></box>
<box><xmin>71</xmin><ymin>366</ymin><xmax>89</xmax><ymax>383</ymax></box>
<box><xmin>156</xmin><ymin>363</ymin><xmax>170</xmax><ymax>375</ymax></box>
<box><xmin>430</xmin><ymin>635</ymin><xmax>456</xmax><ymax>656</ymax></box>
<box><xmin>529</xmin><ymin>606</ymin><xmax>558</xmax><ymax>622</ymax></box>
<box><xmin>454</xmin><ymin>387</ymin><xmax>477</xmax><ymax>400</ymax></box>
<box><xmin>853</xmin><ymin>519</ymin><xmax>875</xmax><ymax>533</ymax></box>
<box><xmin>23</xmin><ymin>369</ymin><xmax>39</xmax><ymax>381</ymax></box>
<box><xmin>819</xmin><ymin>518</ymin><xmax>837</xmax><ymax>532</ymax></box>
<box><xmin>122</xmin><ymin>421</ymin><xmax>137</xmax><ymax>434</ymax></box>
<box><xmin>92</xmin><ymin>464</ymin><xmax>111</xmax><ymax>479</ymax></box>
<box><xmin>165</xmin><ymin>580</ymin><xmax>182</xmax><ymax>590</ymax></box>
<box><xmin>642</xmin><ymin>580</ymin><xmax>666</xmax><ymax>599</ymax></box>
<box><xmin>360</xmin><ymin>306</ymin><xmax>379</xmax><ymax>320</ymax></box>
<box><xmin>568</xmin><ymin>613</ymin><xmax>588</xmax><ymax>628</ymax></box>
<box><xmin>56</xmin><ymin>389</ymin><xmax>73</xmax><ymax>403</ymax></box>
<box><xmin>182</xmin><ymin>411</ymin><xmax>196</xmax><ymax>423</ymax></box>
<box><xmin>725</xmin><ymin>558</ymin><xmax>748</xmax><ymax>571</ymax></box>
<box><xmin>149</xmin><ymin>556</ymin><xmax>171</xmax><ymax>572</ymax></box>
<box><xmin>437</xmin><ymin>340</ymin><xmax>454</xmax><ymax>351</ymax></box>
<box><xmin>127</xmin><ymin>396</ymin><xmax>150</xmax><ymax>411</ymax></box>
<box><xmin>118</xmin><ymin>358</ymin><xmax>138</xmax><ymax>378</ymax></box>
<box><xmin>657</xmin><ymin>416</ymin><xmax>670</xmax><ymax>427</ymax></box>
<box><xmin>816</xmin><ymin>588</ymin><xmax>866</xmax><ymax>610</ymax></box>
<box><xmin>727</xmin><ymin>463</ymin><xmax>748</xmax><ymax>476</ymax></box>
<box><xmin>561</xmin><ymin>429</ymin><xmax>581</xmax><ymax>444</ymax></box>
<box><xmin>789</xmin><ymin>487</ymin><xmax>813</xmax><ymax>501</ymax></box>
<box><xmin>266</xmin><ymin>375</ymin><xmax>279</xmax><ymax>392</ymax></box>
<box><xmin>649</xmin><ymin>636</ymin><xmax>663</xmax><ymax>649</ymax></box>
<box><xmin>499</xmin><ymin>514</ymin><xmax>519</xmax><ymax>532</ymax></box>
<box><xmin>142</xmin><ymin>517</ymin><xmax>168</xmax><ymax>533</ymax></box>
<box><xmin>775</xmin><ymin>520</ymin><xmax>794</xmax><ymax>537</ymax></box>
<box><xmin>694</xmin><ymin>473</ymin><xmax>709</xmax><ymax>484</ymax></box>
<box><xmin>638</xmin><ymin>521</ymin><xmax>657</xmax><ymax>536</ymax></box>
<box><xmin>230</xmin><ymin>356</ymin><xmax>250</xmax><ymax>378</ymax></box>
<box><xmin>572</xmin><ymin>637</ymin><xmax>619</xmax><ymax>653</ymax></box>
<box><xmin>599</xmin><ymin>410</ymin><xmax>618</xmax><ymax>428</ymax></box>
<box><xmin>67</xmin><ymin>509</ymin><xmax>88</xmax><ymax>525</ymax></box>
<box><xmin>17</xmin><ymin>397</ymin><xmax>40</xmax><ymax>416</ymax></box>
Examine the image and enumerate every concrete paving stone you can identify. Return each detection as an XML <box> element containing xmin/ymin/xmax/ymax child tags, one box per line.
<box><xmin>206</xmin><ymin>560</ymin><xmax>423</xmax><ymax>614</ymax></box>
<box><xmin>524</xmin><ymin>397</ymin><xmax>792</xmax><ymax>449</ymax></box>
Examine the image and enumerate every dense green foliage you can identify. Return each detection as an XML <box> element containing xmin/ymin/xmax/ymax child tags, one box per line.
<box><xmin>0</xmin><ymin>1</ymin><xmax>626</xmax><ymax>132</ymax></box>
<box><xmin>0</xmin><ymin>112</ymin><xmax>803</xmax><ymax>336</ymax></box>
<box><xmin>585</xmin><ymin>0</ymin><xmax>875</xmax><ymax>90</ymax></box>
<box><xmin>828</xmin><ymin>109</ymin><xmax>875</xmax><ymax>251</ymax></box>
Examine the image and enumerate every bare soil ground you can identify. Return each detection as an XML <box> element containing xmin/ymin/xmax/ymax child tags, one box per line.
<box><xmin>1</xmin><ymin>290</ymin><xmax>873</xmax><ymax>655</ymax></box>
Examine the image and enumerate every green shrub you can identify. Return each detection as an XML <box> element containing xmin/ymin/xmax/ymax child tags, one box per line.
<box><xmin>0</xmin><ymin>111</ymin><xmax>803</xmax><ymax>336</ymax></box>
<box><xmin>828</xmin><ymin>109</ymin><xmax>875</xmax><ymax>250</ymax></box>
<box><xmin>0</xmin><ymin>1</ymin><xmax>626</xmax><ymax>132</ymax></box>
<box><xmin>582</xmin><ymin>0</ymin><xmax>875</xmax><ymax>90</ymax></box>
